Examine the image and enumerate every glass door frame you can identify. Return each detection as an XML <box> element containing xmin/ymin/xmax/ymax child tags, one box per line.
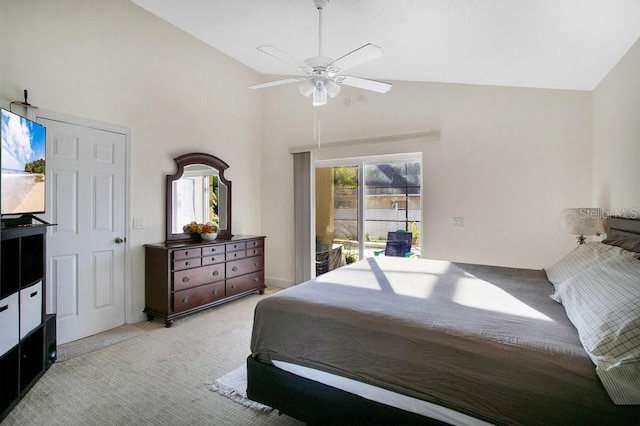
<box><xmin>315</xmin><ymin>153</ymin><xmax>422</xmax><ymax>262</ymax></box>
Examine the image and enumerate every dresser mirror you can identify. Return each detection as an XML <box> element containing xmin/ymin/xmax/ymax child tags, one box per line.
<box><xmin>166</xmin><ymin>152</ymin><xmax>232</xmax><ymax>241</ymax></box>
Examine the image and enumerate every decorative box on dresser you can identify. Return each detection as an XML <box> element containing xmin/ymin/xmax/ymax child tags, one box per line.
<box><xmin>144</xmin><ymin>236</ymin><xmax>266</xmax><ymax>327</ymax></box>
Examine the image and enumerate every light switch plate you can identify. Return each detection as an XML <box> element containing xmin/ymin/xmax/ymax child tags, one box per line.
<box><xmin>133</xmin><ymin>217</ymin><xmax>144</xmax><ymax>229</ymax></box>
<box><xmin>452</xmin><ymin>217</ymin><xmax>464</xmax><ymax>228</ymax></box>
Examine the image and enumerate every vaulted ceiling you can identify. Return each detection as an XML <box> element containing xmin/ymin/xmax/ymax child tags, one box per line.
<box><xmin>132</xmin><ymin>0</ymin><xmax>640</xmax><ymax>91</ymax></box>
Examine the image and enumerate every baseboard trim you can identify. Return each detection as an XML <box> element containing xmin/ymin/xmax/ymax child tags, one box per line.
<box><xmin>266</xmin><ymin>277</ymin><xmax>294</xmax><ymax>288</ymax></box>
<box><xmin>127</xmin><ymin>310</ymin><xmax>147</xmax><ymax>324</ymax></box>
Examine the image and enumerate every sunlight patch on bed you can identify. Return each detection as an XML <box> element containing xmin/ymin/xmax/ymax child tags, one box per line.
<box><xmin>452</xmin><ymin>277</ymin><xmax>553</xmax><ymax>321</ymax></box>
<box><xmin>315</xmin><ymin>261</ymin><xmax>439</xmax><ymax>299</ymax></box>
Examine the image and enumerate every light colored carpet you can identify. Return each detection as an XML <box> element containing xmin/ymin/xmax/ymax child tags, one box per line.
<box><xmin>206</xmin><ymin>364</ymin><xmax>272</xmax><ymax>413</ymax></box>
<box><xmin>2</xmin><ymin>287</ymin><xmax>304</xmax><ymax>426</ymax></box>
<box><xmin>56</xmin><ymin>324</ymin><xmax>146</xmax><ymax>362</ymax></box>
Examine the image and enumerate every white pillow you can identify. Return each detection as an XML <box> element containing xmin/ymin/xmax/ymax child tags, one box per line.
<box><xmin>554</xmin><ymin>254</ymin><xmax>640</xmax><ymax>404</ymax></box>
<box><xmin>545</xmin><ymin>242</ymin><xmax>628</xmax><ymax>292</ymax></box>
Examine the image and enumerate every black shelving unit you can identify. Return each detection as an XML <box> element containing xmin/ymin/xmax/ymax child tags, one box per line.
<box><xmin>1</xmin><ymin>224</ymin><xmax>56</xmax><ymax>421</ymax></box>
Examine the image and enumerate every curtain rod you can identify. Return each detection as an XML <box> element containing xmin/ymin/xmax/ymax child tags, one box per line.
<box><xmin>288</xmin><ymin>130</ymin><xmax>440</xmax><ymax>154</ymax></box>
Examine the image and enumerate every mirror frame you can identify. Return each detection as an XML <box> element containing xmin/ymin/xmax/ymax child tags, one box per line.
<box><xmin>166</xmin><ymin>152</ymin><xmax>232</xmax><ymax>241</ymax></box>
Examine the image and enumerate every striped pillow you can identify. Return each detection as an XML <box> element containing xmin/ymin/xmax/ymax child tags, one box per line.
<box><xmin>544</xmin><ymin>242</ymin><xmax>626</xmax><ymax>291</ymax></box>
<box><xmin>554</xmin><ymin>254</ymin><xmax>640</xmax><ymax>404</ymax></box>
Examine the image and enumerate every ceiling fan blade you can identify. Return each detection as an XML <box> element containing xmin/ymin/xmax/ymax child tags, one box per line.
<box><xmin>328</xmin><ymin>43</ymin><xmax>383</xmax><ymax>73</ymax></box>
<box><xmin>338</xmin><ymin>76</ymin><xmax>392</xmax><ymax>93</ymax></box>
<box><xmin>257</xmin><ymin>45</ymin><xmax>312</xmax><ymax>73</ymax></box>
<box><xmin>249</xmin><ymin>77</ymin><xmax>306</xmax><ymax>90</ymax></box>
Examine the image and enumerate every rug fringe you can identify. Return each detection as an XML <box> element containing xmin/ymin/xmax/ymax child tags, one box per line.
<box><xmin>205</xmin><ymin>381</ymin><xmax>273</xmax><ymax>413</ymax></box>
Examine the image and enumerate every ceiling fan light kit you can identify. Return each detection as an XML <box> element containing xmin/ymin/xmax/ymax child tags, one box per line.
<box><xmin>249</xmin><ymin>0</ymin><xmax>392</xmax><ymax>107</ymax></box>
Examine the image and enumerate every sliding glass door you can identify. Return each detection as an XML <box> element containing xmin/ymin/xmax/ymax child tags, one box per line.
<box><xmin>364</xmin><ymin>161</ymin><xmax>421</xmax><ymax>256</ymax></box>
<box><xmin>315</xmin><ymin>156</ymin><xmax>421</xmax><ymax>275</ymax></box>
<box><xmin>315</xmin><ymin>165</ymin><xmax>360</xmax><ymax>275</ymax></box>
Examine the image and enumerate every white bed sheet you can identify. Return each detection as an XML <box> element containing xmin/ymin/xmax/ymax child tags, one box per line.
<box><xmin>272</xmin><ymin>359</ymin><xmax>493</xmax><ymax>426</ymax></box>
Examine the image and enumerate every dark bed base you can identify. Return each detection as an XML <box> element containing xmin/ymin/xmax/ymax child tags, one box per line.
<box><xmin>246</xmin><ymin>356</ymin><xmax>446</xmax><ymax>426</ymax></box>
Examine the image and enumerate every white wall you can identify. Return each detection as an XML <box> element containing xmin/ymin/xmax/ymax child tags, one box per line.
<box><xmin>593</xmin><ymin>38</ymin><xmax>640</xmax><ymax>212</ymax></box>
<box><xmin>262</xmin><ymin>80</ymin><xmax>593</xmax><ymax>284</ymax></box>
<box><xmin>1</xmin><ymin>0</ymin><xmax>601</xmax><ymax>299</ymax></box>
<box><xmin>0</xmin><ymin>0</ymin><xmax>262</xmax><ymax>320</ymax></box>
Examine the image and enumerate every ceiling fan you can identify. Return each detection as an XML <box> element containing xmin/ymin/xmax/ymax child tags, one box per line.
<box><xmin>249</xmin><ymin>0</ymin><xmax>392</xmax><ymax>106</ymax></box>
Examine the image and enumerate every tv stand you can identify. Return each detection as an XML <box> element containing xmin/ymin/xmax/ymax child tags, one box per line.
<box><xmin>1</xmin><ymin>214</ymin><xmax>50</xmax><ymax>229</ymax></box>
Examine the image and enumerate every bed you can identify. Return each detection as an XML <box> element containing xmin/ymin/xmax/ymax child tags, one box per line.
<box><xmin>247</xmin><ymin>217</ymin><xmax>640</xmax><ymax>425</ymax></box>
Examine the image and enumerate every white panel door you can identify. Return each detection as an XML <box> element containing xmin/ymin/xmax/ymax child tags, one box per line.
<box><xmin>38</xmin><ymin>118</ymin><xmax>126</xmax><ymax>344</ymax></box>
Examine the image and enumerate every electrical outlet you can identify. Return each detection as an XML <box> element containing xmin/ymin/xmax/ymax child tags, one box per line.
<box><xmin>452</xmin><ymin>217</ymin><xmax>464</xmax><ymax>229</ymax></box>
<box><xmin>133</xmin><ymin>217</ymin><xmax>144</xmax><ymax>229</ymax></box>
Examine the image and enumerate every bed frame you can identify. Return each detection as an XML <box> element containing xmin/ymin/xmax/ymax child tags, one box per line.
<box><xmin>246</xmin><ymin>356</ymin><xmax>445</xmax><ymax>425</ymax></box>
<box><xmin>246</xmin><ymin>216</ymin><xmax>640</xmax><ymax>425</ymax></box>
<box><xmin>607</xmin><ymin>215</ymin><xmax>640</xmax><ymax>236</ymax></box>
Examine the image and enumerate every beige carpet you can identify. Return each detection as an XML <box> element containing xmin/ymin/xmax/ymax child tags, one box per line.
<box><xmin>56</xmin><ymin>324</ymin><xmax>147</xmax><ymax>362</ymax></box>
<box><xmin>2</xmin><ymin>287</ymin><xmax>304</xmax><ymax>426</ymax></box>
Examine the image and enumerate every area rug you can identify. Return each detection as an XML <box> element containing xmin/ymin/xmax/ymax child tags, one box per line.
<box><xmin>206</xmin><ymin>365</ymin><xmax>273</xmax><ymax>413</ymax></box>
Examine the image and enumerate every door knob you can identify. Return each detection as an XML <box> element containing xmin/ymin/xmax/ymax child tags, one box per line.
<box><xmin>115</xmin><ymin>237</ymin><xmax>125</xmax><ymax>244</ymax></box>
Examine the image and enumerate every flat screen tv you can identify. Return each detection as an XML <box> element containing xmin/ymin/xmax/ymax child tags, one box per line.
<box><xmin>1</xmin><ymin>108</ymin><xmax>46</xmax><ymax>216</ymax></box>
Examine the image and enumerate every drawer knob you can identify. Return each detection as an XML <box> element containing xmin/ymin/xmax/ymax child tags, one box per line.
<box><xmin>232</xmin><ymin>266</ymin><xmax>238</xmax><ymax>272</ymax></box>
<box><xmin>182</xmin><ymin>296</ymin><xmax>190</xmax><ymax>303</ymax></box>
<box><xmin>254</xmin><ymin>262</ymin><xmax>259</xmax><ymax>267</ymax></box>
<box><xmin>254</xmin><ymin>277</ymin><xmax>259</xmax><ymax>282</ymax></box>
<box><xmin>231</xmin><ymin>284</ymin><xmax>237</xmax><ymax>289</ymax></box>
<box><xmin>213</xmin><ymin>289</ymin><xmax>218</xmax><ymax>295</ymax></box>
<box><xmin>212</xmin><ymin>270</ymin><xmax>219</xmax><ymax>276</ymax></box>
<box><xmin>185</xmin><ymin>261</ymin><xmax>190</xmax><ymax>266</ymax></box>
<box><xmin>185</xmin><ymin>251</ymin><xmax>189</xmax><ymax>256</ymax></box>
<box><xmin>182</xmin><ymin>276</ymin><xmax>190</xmax><ymax>283</ymax></box>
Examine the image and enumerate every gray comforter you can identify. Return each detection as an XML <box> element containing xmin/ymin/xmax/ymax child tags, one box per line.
<box><xmin>251</xmin><ymin>257</ymin><xmax>640</xmax><ymax>425</ymax></box>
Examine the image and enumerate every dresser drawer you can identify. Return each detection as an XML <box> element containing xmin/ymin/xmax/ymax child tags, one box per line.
<box><xmin>246</xmin><ymin>239</ymin><xmax>264</xmax><ymax>249</ymax></box>
<box><xmin>227</xmin><ymin>256</ymin><xmax>264</xmax><ymax>279</ymax></box>
<box><xmin>202</xmin><ymin>244</ymin><xmax>225</xmax><ymax>256</ymax></box>
<box><xmin>226</xmin><ymin>242</ymin><xmax>246</xmax><ymax>252</ymax></box>
<box><xmin>173</xmin><ymin>263</ymin><xmax>225</xmax><ymax>291</ymax></box>
<box><xmin>201</xmin><ymin>253</ymin><xmax>225</xmax><ymax>265</ymax></box>
<box><xmin>226</xmin><ymin>250</ymin><xmax>246</xmax><ymax>261</ymax></box>
<box><xmin>227</xmin><ymin>271</ymin><xmax>264</xmax><ymax>296</ymax></box>
<box><xmin>173</xmin><ymin>282</ymin><xmax>225</xmax><ymax>313</ymax></box>
<box><xmin>173</xmin><ymin>248</ymin><xmax>202</xmax><ymax>261</ymax></box>
<box><xmin>246</xmin><ymin>246</ymin><xmax>263</xmax><ymax>258</ymax></box>
<box><xmin>173</xmin><ymin>257</ymin><xmax>202</xmax><ymax>271</ymax></box>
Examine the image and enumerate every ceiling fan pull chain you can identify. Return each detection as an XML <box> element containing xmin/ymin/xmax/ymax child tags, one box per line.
<box><xmin>314</xmin><ymin>106</ymin><xmax>322</xmax><ymax>147</ymax></box>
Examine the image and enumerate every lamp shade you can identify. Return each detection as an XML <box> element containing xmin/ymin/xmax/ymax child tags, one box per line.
<box><xmin>312</xmin><ymin>86</ymin><xmax>327</xmax><ymax>106</ymax></box>
<box><xmin>298</xmin><ymin>80</ymin><xmax>315</xmax><ymax>97</ymax></box>
<box><xmin>325</xmin><ymin>80</ymin><xmax>341</xmax><ymax>98</ymax></box>
<box><xmin>561</xmin><ymin>208</ymin><xmax>605</xmax><ymax>236</ymax></box>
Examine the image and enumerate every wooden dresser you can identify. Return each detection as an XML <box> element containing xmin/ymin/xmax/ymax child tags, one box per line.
<box><xmin>144</xmin><ymin>235</ymin><xmax>266</xmax><ymax>327</ymax></box>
